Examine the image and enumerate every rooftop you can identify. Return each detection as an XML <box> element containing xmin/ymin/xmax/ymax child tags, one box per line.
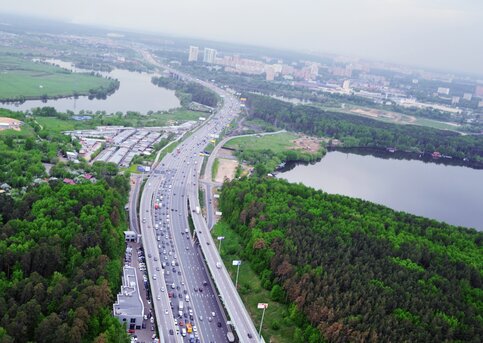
<box><xmin>113</xmin><ymin>266</ymin><xmax>144</xmax><ymax>317</ymax></box>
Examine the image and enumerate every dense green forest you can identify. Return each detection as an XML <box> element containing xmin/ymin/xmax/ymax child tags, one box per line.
<box><xmin>151</xmin><ymin>76</ymin><xmax>219</xmax><ymax>108</ymax></box>
<box><xmin>219</xmin><ymin>177</ymin><xmax>483</xmax><ymax>342</ymax></box>
<box><xmin>0</xmin><ymin>108</ymin><xmax>130</xmax><ymax>342</ymax></box>
<box><xmin>245</xmin><ymin>94</ymin><xmax>483</xmax><ymax>167</ymax></box>
<box><xmin>0</xmin><ymin>162</ymin><xmax>130</xmax><ymax>343</ymax></box>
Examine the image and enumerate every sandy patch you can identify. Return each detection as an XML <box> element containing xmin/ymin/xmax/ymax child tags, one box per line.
<box><xmin>0</xmin><ymin>117</ymin><xmax>22</xmax><ymax>131</ymax></box>
<box><xmin>291</xmin><ymin>136</ymin><xmax>322</xmax><ymax>153</ymax></box>
<box><xmin>215</xmin><ymin>158</ymin><xmax>239</xmax><ymax>183</ymax></box>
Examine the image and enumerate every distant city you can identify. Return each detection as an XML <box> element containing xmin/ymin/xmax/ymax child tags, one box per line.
<box><xmin>185</xmin><ymin>44</ymin><xmax>483</xmax><ymax>122</ymax></box>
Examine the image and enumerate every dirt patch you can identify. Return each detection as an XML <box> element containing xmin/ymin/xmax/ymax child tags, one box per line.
<box><xmin>0</xmin><ymin>117</ymin><xmax>22</xmax><ymax>131</ymax></box>
<box><xmin>291</xmin><ymin>136</ymin><xmax>322</xmax><ymax>153</ymax></box>
<box><xmin>215</xmin><ymin>158</ymin><xmax>239</xmax><ymax>183</ymax></box>
<box><xmin>351</xmin><ymin>108</ymin><xmax>416</xmax><ymax>123</ymax></box>
<box><xmin>218</xmin><ymin>147</ymin><xmax>235</xmax><ymax>158</ymax></box>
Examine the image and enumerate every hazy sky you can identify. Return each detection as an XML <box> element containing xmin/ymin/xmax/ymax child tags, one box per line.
<box><xmin>1</xmin><ymin>0</ymin><xmax>482</xmax><ymax>75</ymax></box>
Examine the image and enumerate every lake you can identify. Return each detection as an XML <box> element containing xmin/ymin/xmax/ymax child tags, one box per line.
<box><xmin>277</xmin><ymin>151</ymin><xmax>483</xmax><ymax>230</ymax></box>
<box><xmin>0</xmin><ymin>60</ymin><xmax>180</xmax><ymax>114</ymax></box>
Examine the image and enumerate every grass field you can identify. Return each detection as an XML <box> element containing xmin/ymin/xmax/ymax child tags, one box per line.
<box><xmin>117</xmin><ymin>110</ymin><xmax>200</xmax><ymax>127</ymax></box>
<box><xmin>211</xmin><ymin>158</ymin><xmax>219</xmax><ymax>182</ymax></box>
<box><xmin>34</xmin><ymin>116</ymin><xmax>81</xmax><ymax>132</ymax></box>
<box><xmin>212</xmin><ymin>221</ymin><xmax>297</xmax><ymax>343</ymax></box>
<box><xmin>0</xmin><ymin>124</ymin><xmax>35</xmax><ymax>138</ymax></box>
<box><xmin>224</xmin><ymin>132</ymin><xmax>299</xmax><ymax>153</ymax></box>
<box><xmin>0</xmin><ymin>55</ymin><xmax>114</xmax><ymax>101</ymax></box>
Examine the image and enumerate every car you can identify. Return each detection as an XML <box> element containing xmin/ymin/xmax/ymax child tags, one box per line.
<box><xmin>217</xmin><ymin>322</ymin><xmax>222</xmax><ymax>328</ymax></box>
<box><xmin>156</xmin><ymin>267</ymin><xmax>160</xmax><ymax>271</ymax></box>
<box><xmin>199</xmin><ymin>316</ymin><xmax>203</xmax><ymax>321</ymax></box>
<box><xmin>151</xmin><ymin>326</ymin><xmax>154</xmax><ymax>331</ymax></box>
<box><xmin>143</xmin><ymin>314</ymin><xmax>148</xmax><ymax>320</ymax></box>
<box><xmin>150</xmin><ymin>317</ymin><xmax>154</xmax><ymax>324</ymax></box>
<box><xmin>199</xmin><ymin>287</ymin><xmax>203</xmax><ymax>292</ymax></box>
<box><xmin>178</xmin><ymin>271</ymin><xmax>181</xmax><ymax>275</ymax></box>
<box><xmin>194</xmin><ymin>287</ymin><xmax>198</xmax><ymax>292</ymax></box>
<box><xmin>152</xmin><ymin>275</ymin><xmax>157</xmax><ymax>280</ymax></box>
<box><xmin>248</xmin><ymin>333</ymin><xmax>253</xmax><ymax>338</ymax></box>
<box><xmin>148</xmin><ymin>253</ymin><xmax>152</xmax><ymax>258</ymax></box>
<box><xmin>157</xmin><ymin>295</ymin><xmax>161</xmax><ymax>300</ymax></box>
<box><xmin>165</xmin><ymin>309</ymin><xmax>169</xmax><ymax>315</ymax></box>
<box><xmin>208</xmin><ymin>316</ymin><xmax>212</xmax><ymax>322</ymax></box>
<box><xmin>169</xmin><ymin>329</ymin><xmax>174</xmax><ymax>335</ymax></box>
<box><xmin>211</xmin><ymin>312</ymin><xmax>216</xmax><ymax>317</ymax></box>
<box><xmin>160</xmin><ymin>287</ymin><xmax>165</xmax><ymax>292</ymax></box>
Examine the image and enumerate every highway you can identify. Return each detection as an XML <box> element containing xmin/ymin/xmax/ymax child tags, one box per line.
<box><xmin>139</xmin><ymin>50</ymin><xmax>258</xmax><ymax>343</ymax></box>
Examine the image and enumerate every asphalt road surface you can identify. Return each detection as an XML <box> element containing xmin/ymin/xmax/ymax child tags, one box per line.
<box><xmin>139</xmin><ymin>52</ymin><xmax>258</xmax><ymax>343</ymax></box>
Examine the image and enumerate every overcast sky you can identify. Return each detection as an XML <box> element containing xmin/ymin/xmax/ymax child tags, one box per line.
<box><xmin>1</xmin><ymin>0</ymin><xmax>482</xmax><ymax>75</ymax></box>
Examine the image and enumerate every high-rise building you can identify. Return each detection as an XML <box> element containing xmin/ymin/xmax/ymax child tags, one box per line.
<box><xmin>475</xmin><ymin>85</ymin><xmax>483</xmax><ymax>98</ymax></box>
<box><xmin>188</xmin><ymin>46</ymin><xmax>199</xmax><ymax>62</ymax></box>
<box><xmin>265</xmin><ymin>66</ymin><xmax>276</xmax><ymax>81</ymax></box>
<box><xmin>342</xmin><ymin>80</ymin><xmax>351</xmax><ymax>90</ymax></box>
<box><xmin>203</xmin><ymin>48</ymin><xmax>217</xmax><ymax>64</ymax></box>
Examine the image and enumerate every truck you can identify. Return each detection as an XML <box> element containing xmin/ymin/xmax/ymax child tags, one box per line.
<box><xmin>179</xmin><ymin>300</ymin><xmax>184</xmax><ymax>311</ymax></box>
<box><xmin>186</xmin><ymin>323</ymin><xmax>192</xmax><ymax>333</ymax></box>
<box><xmin>195</xmin><ymin>206</ymin><xmax>200</xmax><ymax>214</ymax></box>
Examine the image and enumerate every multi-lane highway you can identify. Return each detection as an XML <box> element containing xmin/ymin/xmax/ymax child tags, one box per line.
<box><xmin>138</xmin><ymin>51</ymin><xmax>258</xmax><ymax>343</ymax></box>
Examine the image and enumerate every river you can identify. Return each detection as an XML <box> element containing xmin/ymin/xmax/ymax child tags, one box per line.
<box><xmin>277</xmin><ymin>151</ymin><xmax>483</xmax><ymax>230</ymax></box>
<box><xmin>0</xmin><ymin>60</ymin><xmax>180</xmax><ymax>114</ymax></box>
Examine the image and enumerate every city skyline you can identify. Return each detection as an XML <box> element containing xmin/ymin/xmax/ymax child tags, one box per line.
<box><xmin>1</xmin><ymin>1</ymin><xmax>483</xmax><ymax>76</ymax></box>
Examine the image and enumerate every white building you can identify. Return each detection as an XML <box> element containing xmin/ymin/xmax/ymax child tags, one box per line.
<box><xmin>113</xmin><ymin>266</ymin><xmax>144</xmax><ymax>331</ymax></box>
<box><xmin>124</xmin><ymin>231</ymin><xmax>137</xmax><ymax>242</ymax></box>
<box><xmin>203</xmin><ymin>48</ymin><xmax>217</xmax><ymax>64</ymax></box>
<box><xmin>188</xmin><ymin>45</ymin><xmax>199</xmax><ymax>62</ymax></box>
<box><xmin>437</xmin><ymin>87</ymin><xmax>450</xmax><ymax>95</ymax></box>
<box><xmin>342</xmin><ymin>80</ymin><xmax>351</xmax><ymax>90</ymax></box>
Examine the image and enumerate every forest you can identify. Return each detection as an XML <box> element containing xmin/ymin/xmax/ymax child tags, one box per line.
<box><xmin>219</xmin><ymin>177</ymin><xmax>483</xmax><ymax>342</ymax></box>
<box><xmin>0</xmin><ymin>162</ymin><xmax>130</xmax><ymax>343</ymax></box>
<box><xmin>245</xmin><ymin>94</ymin><xmax>483</xmax><ymax>167</ymax></box>
<box><xmin>151</xmin><ymin>76</ymin><xmax>219</xmax><ymax>108</ymax></box>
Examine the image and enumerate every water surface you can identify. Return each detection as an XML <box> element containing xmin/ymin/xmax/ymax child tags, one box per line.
<box><xmin>1</xmin><ymin>60</ymin><xmax>180</xmax><ymax>114</ymax></box>
<box><xmin>278</xmin><ymin>151</ymin><xmax>483</xmax><ymax>230</ymax></box>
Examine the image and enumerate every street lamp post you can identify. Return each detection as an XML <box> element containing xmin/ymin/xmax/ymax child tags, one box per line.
<box><xmin>257</xmin><ymin>303</ymin><xmax>268</xmax><ymax>342</ymax></box>
<box><xmin>217</xmin><ymin>236</ymin><xmax>225</xmax><ymax>253</ymax></box>
<box><xmin>232</xmin><ymin>260</ymin><xmax>242</xmax><ymax>288</ymax></box>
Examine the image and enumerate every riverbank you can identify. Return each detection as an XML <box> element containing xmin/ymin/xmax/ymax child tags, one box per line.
<box><xmin>223</xmin><ymin>131</ymin><xmax>325</xmax><ymax>175</ymax></box>
<box><xmin>328</xmin><ymin>146</ymin><xmax>483</xmax><ymax>170</ymax></box>
<box><xmin>0</xmin><ymin>54</ymin><xmax>120</xmax><ymax>102</ymax></box>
